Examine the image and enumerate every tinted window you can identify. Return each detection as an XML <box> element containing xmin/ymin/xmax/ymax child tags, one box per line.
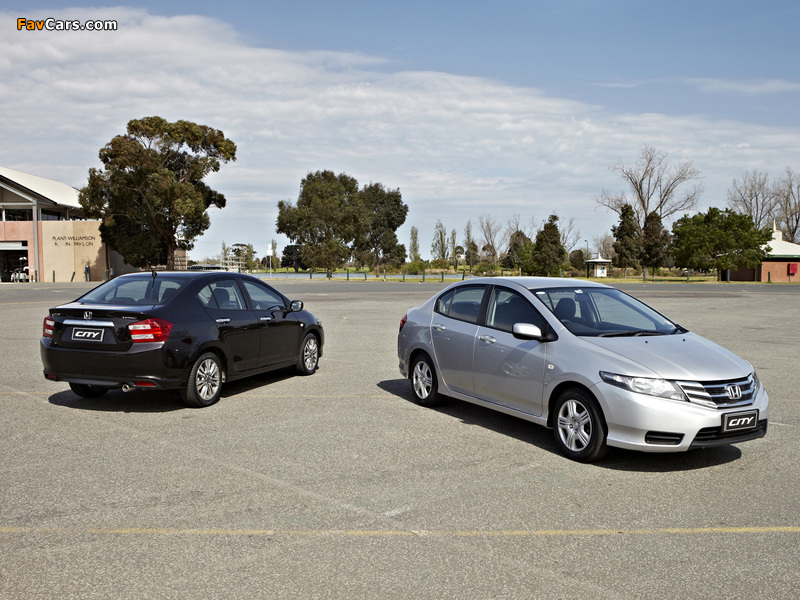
<box><xmin>80</xmin><ymin>276</ymin><xmax>188</xmax><ymax>305</ymax></box>
<box><xmin>205</xmin><ymin>280</ymin><xmax>246</xmax><ymax>311</ymax></box>
<box><xmin>436</xmin><ymin>286</ymin><xmax>486</xmax><ymax>324</ymax></box>
<box><xmin>486</xmin><ymin>288</ymin><xmax>542</xmax><ymax>332</ymax></box>
<box><xmin>242</xmin><ymin>280</ymin><xmax>286</xmax><ymax>311</ymax></box>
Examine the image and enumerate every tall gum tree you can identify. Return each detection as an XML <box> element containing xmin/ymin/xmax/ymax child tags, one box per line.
<box><xmin>79</xmin><ymin>116</ymin><xmax>237</xmax><ymax>269</ymax></box>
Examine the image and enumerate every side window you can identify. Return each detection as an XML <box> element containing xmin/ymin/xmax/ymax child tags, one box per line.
<box><xmin>197</xmin><ymin>285</ymin><xmax>214</xmax><ymax>308</ymax></box>
<box><xmin>242</xmin><ymin>280</ymin><xmax>286</xmax><ymax>311</ymax></box>
<box><xmin>435</xmin><ymin>290</ymin><xmax>454</xmax><ymax>315</ymax></box>
<box><xmin>486</xmin><ymin>288</ymin><xmax>543</xmax><ymax>332</ymax></box>
<box><xmin>441</xmin><ymin>286</ymin><xmax>486</xmax><ymax>324</ymax></box>
<box><xmin>206</xmin><ymin>280</ymin><xmax>246</xmax><ymax>311</ymax></box>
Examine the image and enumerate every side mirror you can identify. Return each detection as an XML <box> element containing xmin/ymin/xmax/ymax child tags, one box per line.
<box><xmin>290</xmin><ymin>300</ymin><xmax>304</xmax><ymax>312</ymax></box>
<box><xmin>512</xmin><ymin>323</ymin><xmax>545</xmax><ymax>341</ymax></box>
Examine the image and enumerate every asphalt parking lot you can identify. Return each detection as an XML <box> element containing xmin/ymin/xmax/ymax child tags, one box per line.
<box><xmin>1</xmin><ymin>279</ymin><xmax>798</xmax><ymax>599</ymax></box>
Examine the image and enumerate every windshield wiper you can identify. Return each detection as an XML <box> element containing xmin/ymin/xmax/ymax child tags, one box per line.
<box><xmin>670</xmin><ymin>325</ymin><xmax>689</xmax><ymax>335</ymax></box>
<box><xmin>598</xmin><ymin>330</ymin><xmax>665</xmax><ymax>337</ymax></box>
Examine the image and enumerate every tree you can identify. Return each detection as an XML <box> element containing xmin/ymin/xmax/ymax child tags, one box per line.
<box><xmin>477</xmin><ymin>213</ymin><xmax>502</xmax><ymax>264</ymax></box>
<box><xmin>639</xmin><ymin>212</ymin><xmax>671</xmax><ymax>277</ymax></box>
<box><xmin>727</xmin><ymin>170</ymin><xmax>775</xmax><ymax>230</ymax></box>
<box><xmin>277</xmin><ymin>170</ymin><xmax>360</xmax><ymax>276</ymax></box>
<box><xmin>281</xmin><ymin>244</ymin><xmax>306</xmax><ymax>272</ymax></box>
<box><xmin>598</xmin><ymin>145</ymin><xmax>703</xmax><ymax>232</ymax></box>
<box><xmin>774</xmin><ymin>167</ymin><xmax>800</xmax><ymax>243</ymax></box>
<box><xmin>449</xmin><ymin>229</ymin><xmax>459</xmax><ymax>270</ymax></box>
<box><xmin>529</xmin><ymin>214</ymin><xmax>567</xmax><ymax>276</ymax></box>
<box><xmin>409</xmin><ymin>226</ymin><xmax>421</xmax><ymax>262</ymax></box>
<box><xmin>671</xmin><ymin>208</ymin><xmax>772</xmax><ymax>274</ymax></box>
<box><xmin>569</xmin><ymin>249</ymin><xmax>587</xmax><ymax>271</ymax></box>
<box><xmin>79</xmin><ymin>116</ymin><xmax>237</xmax><ymax>269</ymax></box>
<box><xmin>502</xmin><ymin>230</ymin><xmax>532</xmax><ymax>269</ymax></box>
<box><xmin>352</xmin><ymin>182</ymin><xmax>408</xmax><ymax>275</ymax></box>
<box><xmin>463</xmin><ymin>220</ymin><xmax>478</xmax><ymax>271</ymax></box>
<box><xmin>232</xmin><ymin>243</ymin><xmax>258</xmax><ymax>272</ymax></box>
<box><xmin>611</xmin><ymin>204</ymin><xmax>641</xmax><ymax>277</ymax></box>
<box><xmin>430</xmin><ymin>219</ymin><xmax>449</xmax><ymax>264</ymax></box>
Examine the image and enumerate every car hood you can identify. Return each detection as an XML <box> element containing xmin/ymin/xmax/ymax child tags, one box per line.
<box><xmin>583</xmin><ymin>332</ymin><xmax>752</xmax><ymax>381</ymax></box>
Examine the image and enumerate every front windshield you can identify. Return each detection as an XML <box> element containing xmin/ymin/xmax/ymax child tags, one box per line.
<box><xmin>532</xmin><ymin>286</ymin><xmax>681</xmax><ymax>337</ymax></box>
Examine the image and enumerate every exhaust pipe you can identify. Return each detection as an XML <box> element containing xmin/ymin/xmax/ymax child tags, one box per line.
<box><xmin>122</xmin><ymin>383</ymin><xmax>135</xmax><ymax>393</ymax></box>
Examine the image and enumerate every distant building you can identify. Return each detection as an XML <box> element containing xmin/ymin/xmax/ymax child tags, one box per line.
<box><xmin>585</xmin><ymin>254</ymin><xmax>612</xmax><ymax>278</ymax></box>
<box><xmin>0</xmin><ymin>166</ymin><xmax>184</xmax><ymax>282</ymax></box>
<box><xmin>730</xmin><ymin>225</ymin><xmax>800</xmax><ymax>283</ymax></box>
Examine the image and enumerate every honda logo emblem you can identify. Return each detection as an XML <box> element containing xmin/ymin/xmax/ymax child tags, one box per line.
<box><xmin>726</xmin><ymin>385</ymin><xmax>742</xmax><ymax>400</ymax></box>
<box><xmin>84</xmin><ymin>311</ymin><xmax>92</xmax><ymax>320</ymax></box>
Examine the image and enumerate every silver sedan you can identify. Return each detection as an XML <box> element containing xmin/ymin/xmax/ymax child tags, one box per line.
<box><xmin>397</xmin><ymin>277</ymin><xmax>768</xmax><ymax>462</ymax></box>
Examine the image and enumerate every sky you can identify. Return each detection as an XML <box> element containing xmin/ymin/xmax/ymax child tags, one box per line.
<box><xmin>2</xmin><ymin>1</ymin><xmax>799</xmax><ymax>262</ymax></box>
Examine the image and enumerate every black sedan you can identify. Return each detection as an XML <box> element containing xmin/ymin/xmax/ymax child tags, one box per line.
<box><xmin>41</xmin><ymin>271</ymin><xmax>324</xmax><ymax>407</ymax></box>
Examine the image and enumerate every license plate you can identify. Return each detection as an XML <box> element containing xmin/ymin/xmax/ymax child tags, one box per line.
<box><xmin>723</xmin><ymin>410</ymin><xmax>759</xmax><ymax>432</ymax></box>
<box><xmin>71</xmin><ymin>327</ymin><xmax>105</xmax><ymax>342</ymax></box>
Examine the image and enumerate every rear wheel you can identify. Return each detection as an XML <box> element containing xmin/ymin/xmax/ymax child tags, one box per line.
<box><xmin>181</xmin><ymin>352</ymin><xmax>222</xmax><ymax>408</ymax></box>
<box><xmin>410</xmin><ymin>354</ymin><xmax>442</xmax><ymax>407</ymax></box>
<box><xmin>297</xmin><ymin>333</ymin><xmax>319</xmax><ymax>375</ymax></box>
<box><xmin>69</xmin><ymin>383</ymin><xmax>108</xmax><ymax>399</ymax></box>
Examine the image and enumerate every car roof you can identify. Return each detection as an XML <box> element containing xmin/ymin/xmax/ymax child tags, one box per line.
<box><xmin>464</xmin><ymin>276</ymin><xmax>611</xmax><ymax>290</ymax></box>
<box><xmin>112</xmin><ymin>271</ymin><xmax>256</xmax><ymax>282</ymax></box>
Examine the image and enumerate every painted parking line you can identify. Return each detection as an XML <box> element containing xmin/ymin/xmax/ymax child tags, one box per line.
<box><xmin>2</xmin><ymin>526</ymin><xmax>799</xmax><ymax>537</ymax></box>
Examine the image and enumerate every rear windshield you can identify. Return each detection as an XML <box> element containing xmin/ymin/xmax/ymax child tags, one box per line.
<box><xmin>78</xmin><ymin>276</ymin><xmax>186</xmax><ymax>305</ymax></box>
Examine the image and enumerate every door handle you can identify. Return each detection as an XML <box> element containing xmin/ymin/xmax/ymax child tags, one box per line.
<box><xmin>260</xmin><ymin>316</ymin><xmax>272</xmax><ymax>322</ymax></box>
<box><xmin>432</xmin><ymin>323</ymin><xmax>446</xmax><ymax>331</ymax></box>
<box><xmin>215</xmin><ymin>318</ymin><xmax>231</xmax><ymax>325</ymax></box>
<box><xmin>479</xmin><ymin>335</ymin><xmax>496</xmax><ymax>344</ymax></box>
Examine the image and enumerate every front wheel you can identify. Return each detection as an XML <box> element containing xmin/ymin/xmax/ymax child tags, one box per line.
<box><xmin>69</xmin><ymin>383</ymin><xmax>108</xmax><ymax>399</ymax></box>
<box><xmin>181</xmin><ymin>352</ymin><xmax>222</xmax><ymax>408</ymax></box>
<box><xmin>410</xmin><ymin>354</ymin><xmax>442</xmax><ymax>407</ymax></box>
<box><xmin>553</xmin><ymin>389</ymin><xmax>608</xmax><ymax>462</ymax></box>
<box><xmin>296</xmin><ymin>333</ymin><xmax>319</xmax><ymax>375</ymax></box>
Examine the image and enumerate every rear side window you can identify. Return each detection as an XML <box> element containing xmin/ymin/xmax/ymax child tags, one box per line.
<box><xmin>200</xmin><ymin>280</ymin><xmax>246</xmax><ymax>311</ymax></box>
<box><xmin>435</xmin><ymin>285</ymin><xmax>486</xmax><ymax>324</ymax></box>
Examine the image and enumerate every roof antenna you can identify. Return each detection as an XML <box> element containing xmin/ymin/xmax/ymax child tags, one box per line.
<box><xmin>151</xmin><ymin>266</ymin><xmax>157</xmax><ymax>280</ymax></box>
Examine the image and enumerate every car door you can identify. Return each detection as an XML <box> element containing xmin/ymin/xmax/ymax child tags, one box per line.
<box><xmin>200</xmin><ymin>279</ymin><xmax>261</xmax><ymax>373</ymax></box>
<box><xmin>240</xmin><ymin>279</ymin><xmax>304</xmax><ymax>368</ymax></box>
<box><xmin>430</xmin><ymin>284</ymin><xmax>487</xmax><ymax>395</ymax></box>
<box><xmin>473</xmin><ymin>286</ymin><xmax>547</xmax><ymax>416</ymax></box>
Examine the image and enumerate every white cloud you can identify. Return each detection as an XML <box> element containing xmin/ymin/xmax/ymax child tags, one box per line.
<box><xmin>2</xmin><ymin>8</ymin><xmax>800</xmax><ymax>260</ymax></box>
<box><xmin>687</xmin><ymin>77</ymin><xmax>800</xmax><ymax>96</ymax></box>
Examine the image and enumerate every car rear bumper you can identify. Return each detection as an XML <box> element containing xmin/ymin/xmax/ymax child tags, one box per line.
<box><xmin>40</xmin><ymin>338</ymin><xmax>186</xmax><ymax>390</ymax></box>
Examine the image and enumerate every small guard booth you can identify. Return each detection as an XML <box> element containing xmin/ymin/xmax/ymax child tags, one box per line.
<box><xmin>585</xmin><ymin>254</ymin><xmax>612</xmax><ymax>278</ymax></box>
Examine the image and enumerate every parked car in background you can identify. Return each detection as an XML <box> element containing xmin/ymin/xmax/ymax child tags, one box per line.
<box><xmin>41</xmin><ymin>271</ymin><xmax>323</xmax><ymax>407</ymax></box>
<box><xmin>398</xmin><ymin>277</ymin><xmax>768</xmax><ymax>462</ymax></box>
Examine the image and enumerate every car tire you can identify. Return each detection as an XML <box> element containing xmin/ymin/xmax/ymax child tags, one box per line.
<box><xmin>69</xmin><ymin>383</ymin><xmax>109</xmax><ymax>399</ymax></box>
<box><xmin>553</xmin><ymin>388</ymin><xmax>608</xmax><ymax>462</ymax></box>
<box><xmin>181</xmin><ymin>352</ymin><xmax>222</xmax><ymax>408</ymax></box>
<box><xmin>297</xmin><ymin>333</ymin><xmax>319</xmax><ymax>375</ymax></box>
<box><xmin>410</xmin><ymin>354</ymin><xmax>443</xmax><ymax>407</ymax></box>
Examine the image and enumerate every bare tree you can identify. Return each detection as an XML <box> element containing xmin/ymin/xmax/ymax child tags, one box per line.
<box><xmin>477</xmin><ymin>213</ymin><xmax>502</xmax><ymax>264</ymax></box>
<box><xmin>557</xmin><ymin>215</ymin><xmax>580</xmax><ymax>252</ymax></box>
<box><xmin>593</xmin><ymin>233</ymin><xmax>616</xmax><ymax>261</ymax></box>
<box><xmin>597</xmin><ymin>145</ymin><xmax>703</xmax><ymax>231</ymax></box>
<box><xmin>773</xmin><ymin>167</ymin><xmax>800</xmax><ymax>243</ymax></box>
<box><xmin>463</xmin><ymin>219</ymin><xmax>477</xmax><ymax>271</ymax></box>
<box><xmin>727</xmin><ymin>170</ymin><xmax>776</xmax><ymax>229</ymax></box>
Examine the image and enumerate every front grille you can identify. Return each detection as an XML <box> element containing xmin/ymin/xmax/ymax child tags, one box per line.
<box><xmin>676</xmin><ymin>375</ymin><xmax>756</xmax><ymax>409</ymax></box>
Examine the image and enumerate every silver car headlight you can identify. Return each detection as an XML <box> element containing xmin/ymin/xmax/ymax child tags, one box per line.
<box><xmin>600</xmin><ymin>371</ymin><xmax>687</xmax><ymax>401</ymax></box>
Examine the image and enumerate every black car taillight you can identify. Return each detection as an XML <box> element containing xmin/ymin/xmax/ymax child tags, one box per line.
<box><xmin>43</xmin><ymin>317</ymin><xmax>55</xmax><ymax>338</ymax></box>
<box><xmin>399</xmin><ymin>314</ymin><xmax>407</xmax><ymax>331</ymax></box>
<box><xmin>129</xmin><ymin>318</ymin><xmax>174</xmax><ymax>343</ymax></box>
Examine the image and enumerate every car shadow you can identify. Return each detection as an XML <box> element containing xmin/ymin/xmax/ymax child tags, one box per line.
<box><xmin>47</xmin><ymin>368</ymin><xmax>301</xmax><ymax>413</ymax></box>
<box><xmin>48</xmin><ymin>389</ymin><xmax>185</xmax><ymax>413</ymax></box>
<box><xmin>377</xmin><ymin>378</ymin><xmax>742</xmax><ymax>472</ymax></box>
